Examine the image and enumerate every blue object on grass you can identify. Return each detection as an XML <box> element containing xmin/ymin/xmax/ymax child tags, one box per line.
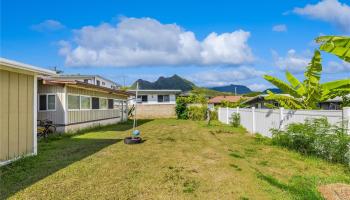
<box><xmin>132</xmin><ymin>130</ymin><xmax>140</xmax><ymax>136</ymax></box>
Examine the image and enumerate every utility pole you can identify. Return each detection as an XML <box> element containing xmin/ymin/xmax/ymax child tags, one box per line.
<box><xmin>234</xmin><ymin>87</ymin><xmax>237</xmax><ymax>96</ymax></box>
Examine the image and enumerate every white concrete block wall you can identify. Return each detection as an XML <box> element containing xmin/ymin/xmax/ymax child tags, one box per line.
<box><xmin>218</xmin><ymin>107</ymin><xmax>349</xmax><ymax>137</ymax></box>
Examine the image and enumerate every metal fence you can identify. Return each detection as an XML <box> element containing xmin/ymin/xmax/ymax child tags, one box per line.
<box><xmin>218</xmin><ymin>107</ymin><xmax>350</xmax><ymax>137</ymax></box>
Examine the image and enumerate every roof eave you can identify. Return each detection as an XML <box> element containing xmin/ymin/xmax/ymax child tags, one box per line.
<box><xmin>43</xmin><ymin>79</ymin><xmax>131</xmax><ymax>96</ymax></box>
<box><xmin>0</xmin><ymin>57</ymin><xmax>56</xmax><ymax>75</ymax></box>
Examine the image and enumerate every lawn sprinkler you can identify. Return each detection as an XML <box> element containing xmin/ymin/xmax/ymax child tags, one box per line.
<box><xmin>124</xmin><ymin>82</ymin><xmax>142</xmax><ymax>144</ymax></box>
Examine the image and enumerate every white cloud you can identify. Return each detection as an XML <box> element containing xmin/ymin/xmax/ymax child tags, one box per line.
<box><xmin>273</xmin><ymin>49</ymin><xmax>350</xmax><ymax>74</ymax></box>
<box><xmin>32</xmin><ymin>20</ymin><xmax>65</xmax><ymax>32</ymax></box>
<box><xmin>59</xmin><ymin>17</ymin><xmax>254</xmax><ymax>67</ymax></box>
<box><xmin>272</xmin><ymin>24</ymin><xmax>287</xmax><ymax>32</ymax></box>
<box><xmin>293</xmin><ymin>0</ymin><xmax>350</xmax><ymax>33</ymax></box>
<box><xmin>187</xmin><ymin>66</ymin><xmax>266</xmax><ymax>87</ymax></box>
<box><xmin>326</xmin><ymin>60</ymin><xmax>350</xmax><ymax>73</ymax></box>
<box><xmin>200</xmin><ymin>31</ymin><xmax>254</xmax><ymax>65</ymax></box>
<box><xmin>273</xmin><ymin>49</ymin><xmax>310</xmax><ymax>72</ymax></box>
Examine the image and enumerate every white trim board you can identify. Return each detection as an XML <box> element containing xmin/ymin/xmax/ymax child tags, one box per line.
<box><xmin>33</xmin><ymin>75</ymin><xmax>38</xmax><ymax>155</ymax></box>
<box><xmin>0</xmin><ymin>57</ymin><xmax>56</xmax><ymax>75</ymax></box>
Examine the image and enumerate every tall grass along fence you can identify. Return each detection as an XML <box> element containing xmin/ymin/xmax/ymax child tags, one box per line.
<box><xmin>218</xmin><ymin>107</ymin><xmax>350</xmax><ymax>137</ymax></box>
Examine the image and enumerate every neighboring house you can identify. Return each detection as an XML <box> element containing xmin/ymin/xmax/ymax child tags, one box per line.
<box><xmin>242</xmin><ymin>94</ymin><xmax>280</xmax><ymax>109</ymax></box>
<box><xmin>128</xmin><ymin>90</ymin><xmax>181</xmax><ymax>105</ymax></box>
<box><xmin>243</xmin><ymin>94</ymin><xmax>344</xmax><ymax>110</ymax></box>
<box><xmin>0</xmin><ymin>58</ymin><xmax>56</xmax><ymax>166</ymax></box>
<box><xmin>319</xmin><ymin>96</ymin><xmax>343</xmax><ymax>110</ymax></box>
<box><xmin>55</xmin><ymin>75</ymin><xmax>121</xmax><ymax>89</ymax></box>
<box><xmin>38</xmin><ymin>78</ymin><xmax>130</xmax><ymax>132</ymax></box>
<box><xmin>128</xmin><ymin>89</ymin><xmax>182</xmax><ymax>118</ymax></box>
<box><xmin>208</xmin><ymin>96</ymin><xmax>243</xmax><ymax>108</ymax></box>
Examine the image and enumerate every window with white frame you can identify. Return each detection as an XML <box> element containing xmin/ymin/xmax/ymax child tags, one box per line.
<box><xmin>158</xmin><ymin>95</ymin><xmax>170</xmax><ymax>103</ymax></box>
<box><xmin>114</xmin><ymin>99</ymin><xmax>122</xmax><ymax>109</ymax></box>
<box><xmin>92</xmin><ymin>97</ymin><xmax>99</xmax><ymax>109</ymax></box>
<box><xmin>81</xmin><ymin>96</ymin><xmax>91</xmax><ymax>109</ymax></box>
<box><xmin>68</xmin><ymin>95</ymin><xmax>80</xmax><ymax>110</ymax></box>
<box><xmin>108</xmin><ymin>99</ymin><xmax>114</xmax><ymax>109</ymax></box>
<box><xmin>137</xmin><ymin>95</ymin><xmax>148</xmax><ymax>103</ymax></box>
<box><xmin>100</xmin><ymin>98</ymin><xmax>108</xmax><ymax>109</ymax></box>
<box><xmin>39</xmin><ymin>94</ymin><xmax>56</xmax><ymax>111</ymax></box>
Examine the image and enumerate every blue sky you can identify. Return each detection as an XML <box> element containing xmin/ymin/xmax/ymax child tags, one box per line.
<box><xmin>1</xmin><ymin>0</ymin><xmax>350</xmax><ymax>91</ymax></box>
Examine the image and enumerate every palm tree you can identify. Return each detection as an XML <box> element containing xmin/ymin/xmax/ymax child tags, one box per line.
<box><xmin>263</xmin><ymin>50</ymin><xmax>349</xmax><ymax>109</ymax></box>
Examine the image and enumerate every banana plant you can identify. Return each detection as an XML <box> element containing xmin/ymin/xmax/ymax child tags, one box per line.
<box><xmin>264</xmin><ymin>50</ymin><xmax>350</xmax><ymax>109</ymax></box>
<box><xmin>316</xmin><ymin>36</ymin><xmax>350</xmax><ymax>63</ymax></box>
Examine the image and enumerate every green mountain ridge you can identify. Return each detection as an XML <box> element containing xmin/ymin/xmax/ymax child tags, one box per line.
<box><xmin>210</xmin><ymin>84</ymin><xmax>252</xmax><ymax>94</ymax></box>
<box><xmin>130</xmin><ymin>74</ymin><xmax>280</xmax><ymax>97</ymax></box>
<box><xmin>131</xmin><ymin>74</ymin><xmax>195</xmax><ymax>91</ymax></box>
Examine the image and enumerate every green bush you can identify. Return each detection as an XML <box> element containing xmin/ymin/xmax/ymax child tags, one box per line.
<box><xmin>175</xmin><ymin>97</ymin><xmax>189</xmax><ymax>119</ymax></box>
<box><xmin>231</xmin><ymin>113</ymin><xmax>240</xmax><ymax>127</ymax></box>
<box><xmin>271</xmin><ymin>118</ymin><xmax>350</xmax><ymax>166</ymax></box>
<box><xmin>175</xmin><ymin>95</ymin><xmax>208</xmax><ymax>120</ymax></box>
<box><xmin>210</xmin><ymin>109</ymin><xmax>218</xmax><ymax>120</ymax></box>
<box><xmin>187</xmin><ymin>106</ymin><xmax>207</xmax><ymax>121</ymax></box>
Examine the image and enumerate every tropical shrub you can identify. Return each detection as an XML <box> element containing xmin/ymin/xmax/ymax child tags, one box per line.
<box><xmin>316</xmin><ymin>35</ymin><xmax>350</xmax><ymax>62</ymax></box>
<box><xmin>342</xmin><ymin>95</ymin><xmax>350</xmax><ymax>107</ymax></box>
<box><xmin>175</xmin><ymin>97</ymin><xmax>189</xmax><ymax>119</ymax></box>
<box><xmin>271</xmin><ymin>118</ymin><xmax>350</xmax><ymax>166</ymax></box>
<box><xmin>188</xmin><ymin>94</ymin><xmax>208</xmax><ymax>104</ymax></box>
<box><xmin>187</xmin><ymin>106</ymin><xmax>207</xmax><ymax>121</ymax></box>
<box><xmin>220</xmin><ymin>100</ymin><xmax>246</xmax><ymax>108</ymax></box>
<box><xmin>230</xmin><ymin>113</ymin><xmax>240</xmax><ymax>127</ymax></box>
<box><xmin>176</xmin><ymin>94</ymin><xmax>209</xmax><ymax>120</ymax></box>
<box><xmin>263</xmin><ymin>50</ymin><xmax>349</xmax><ymax>109</ymax></box>
<box><xmin>210</xmin><ymin>109</ymin><xmax>218</xmax><ymax>121</ymax></box>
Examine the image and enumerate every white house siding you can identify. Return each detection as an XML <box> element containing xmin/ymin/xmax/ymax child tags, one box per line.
<box><xmin>66</xmin><ymin>86</ymin><xmax>127</xmax><ymax>124</ymax></box>
<box><xmin>68</xmin><ymin>110</ymin><xmax>121</xmax><ymax>124</ymax></box>
<box><xmin>37</xmin><ymin>82</ymin><xmax>65</xmax><ymax>125</ymax></box>
<box><xmin>130</xmin><ymin>94</ymin><xmax>176</xmax><ymax>105</ymax></box>
<box><xmin>94</xmin><ymin>77</ymin><xmax>116</xmax><ymax>89</ymax></box>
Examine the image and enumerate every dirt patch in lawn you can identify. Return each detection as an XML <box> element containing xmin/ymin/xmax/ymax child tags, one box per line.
<box><xmin>318</xmin><ymin>183</ymin><xmax>350</xmax><ymax>200</ymax></box>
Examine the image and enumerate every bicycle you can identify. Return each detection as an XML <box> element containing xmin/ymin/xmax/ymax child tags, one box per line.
<box><xmin>37</xmin><ymin>119</ymin><xmax>58</xmax><ymax>139</ymax></box>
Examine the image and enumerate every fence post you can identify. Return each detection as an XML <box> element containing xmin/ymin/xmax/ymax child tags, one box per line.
<box><xmin>218</xmin><ymin>107</ymin><xmax>221</xmax><ymax>122</ymax></box>
<box><xmin>226</xmin><ymin>107</ymin><xmax>229</xmax><ymax>124</ymax></box>
<box><xmin>279</xmin><ymin>107</ymin><xmax>285</xmax><ymax>130</ymax></box>
<box><xmin>252</xmin><ymin>107</ymin><xmax>256</xmax><ymax>134</ymax></box>
<box><xmin>236</xmin><ymin>106</ymin><xmax>239</xmax><ymax>114</ymax></box>
<box><xmin>343</xmin><ymin>107</ymin><xmax>350</xmax><ymax>135</ymax></box>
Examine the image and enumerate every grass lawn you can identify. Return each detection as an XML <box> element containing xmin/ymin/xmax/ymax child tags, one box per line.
<box><xmin>1</xmin><ymin>119</ymin><xmax>349</xmax><ymax>199</ymax></box>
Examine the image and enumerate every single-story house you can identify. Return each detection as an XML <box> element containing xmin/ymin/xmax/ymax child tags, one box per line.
<box><xmin>243</xmin><ymin>94</ymin><xmax>345</xmax><ymax>110</ymax></box>
<box><xmin>128</xmin><ymin>89</ymin><xmax>181</xmax><ymax>105</ymax></box>
<box><xmin>128</xmin><ymin>89</ymin><xmax>182</xmax><ymax>118</ymax></box>
<box><xmin>0</xmin><ymin>58</ymin><xmax>56</xmax><ymax>166</ymax></box>
<box><xmin>38</xmin><ymin>78</ymin><xmax>130</xmax><ymax>132</ymax></box>
<box><xmin>319</xmin><ymin>96</ymin><xmax>344</xmax><ymax>110</ymax></box>
<box><xmin>208</xmin><ymin>95</ymin><xmax>243</xmax><ymax>108</ymax></box>
<box><xmin>242</xmin><ymin>94</ymin><xmax>280</xmax><ymax>109</ymax></box>
<box><xmin>54</xmin><ymin>74</ymin><xmax>121</xmax><ymax>89</ymax></box>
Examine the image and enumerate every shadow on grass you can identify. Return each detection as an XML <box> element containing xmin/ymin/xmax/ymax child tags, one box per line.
<box><xmin>0</xmin><ymin>119</ymin><xmax>155</xmax><ymax>198</ymax></box>
<box><xmin>256</xmin><ymin>171</ymin><xmax>322</xmax><ymax>199</ymax></box>
<box><xmin>0</xmin><ymin>137</ymin><xmax>121</xmax><ymax>199</ymax></box>
<box><xmin>91</xmin><ymin>119</ymin><xmax>154</xmax><ymax>133</ymax></box>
